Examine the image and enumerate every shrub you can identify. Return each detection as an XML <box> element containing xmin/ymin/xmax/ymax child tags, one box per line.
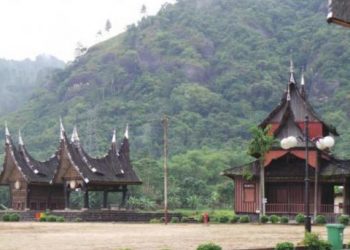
<box><xmin>315</xmin><ymin>215</ymin><xmax>327</xmax><ymax>225</ymax></box>
<box><xmin>9</xmin><ymin>213</ymin><xmax>20</xmax><ymax>221</ymax></box>
<box><xmin>2</xmin><ymin>214</ymin><xmax>10</xmax><ymax>222</ymax></box>
<box><xmin>275</xmin><ymin>242</ymin><xmax>294</xmax><ymax>250</ymax></box>
<box><xmin>303</xmin><ymin>232</ymin><xmax>331</xmax><ymax>250</ymax></box>
<box><xmin>171</xmin><ymin>217</ymin><xmax>179</xmax><ymax>223</ymax></box>
<box><xmin>39</xmin><ymin>217</ymin><xmax>47</xmax><ymax>222</ymax></box>
<box><xmin>181</xmin><ymin>217</ymin><xmax>190</xmax><ymax>223</ymax></box>
<box><xmin>269</xmin><ymin>215</ymin><xmax>280</xmax><ymax>224</ymax></box>
<box><xmin>149</xmin><ymin>218</ymin><xmax>161</xmax><ymax>223</ymax></box>
<box><xmin>218</xmin><ymin>215</ymin><xmax>230</xmax><ymax>223</ymax></box>
<box><xmin>230</xmin><ymin>215</ymin><xmax>240</xmax><ymax>223</ymax></box>
<box><xmin>280</xmin><ymin>216</ymin><xmax>289</xmax><ymax>224</ymax></box>
<box><xmin>46</xmin><ymin>215</ymin><xmax>57</xmax><ymax>222</ymax></box>
<box><xmin>74</xmin><ymin>217</ymin><xmax>83</xmax><ymax>222</ymax></box>
<box><xmin>338</xmin><ymin>215</ymin><xmax>349</xmax><ymax>225</ymax></box>
<box><xmin>260</xmin><ymin>215</ymin><xmax>269</xmax><ymax>224</ymax></box>
<box><xmin>239</xmin><ymin>215</ymin><xmax>250</xmax><ymax>223</ymax></box>
<box><xmin>196</xmin><ymin>242</ymin><xmax>222</xmax><ymax>250</ymax></box>
<box><xmin>57</xmin><ymin>216</ymin><xmax>65</xmax><ymax>222</ymax></box>
<box><xmin>295</xmin><ymin>213</ymin><xmax>305</xmax><ymax>224</ymax></box>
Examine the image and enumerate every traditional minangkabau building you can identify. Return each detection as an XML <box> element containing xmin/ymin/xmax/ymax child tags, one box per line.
<box><xmin>0</xmin><ymin>121</ymin><xmax>141</xmax><ymax>210</ymax></box>
<box><xmin>222</xmin><ymin>61</ymin><xmax>350</xmax><ymax>217</ymax></box>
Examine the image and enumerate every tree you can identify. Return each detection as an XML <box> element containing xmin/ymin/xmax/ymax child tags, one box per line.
<box><xmin>105</xmin><ymin>19</ymin><xmax>112</xmax><ymax>33</ymax></box>
<box><xmin>247</xmin><ymin>126</ymin><xmax>275</xmax><ymax>217</ymax></box>
<box><xmin>74</xmin><ymin>42</ymin><xmax>87</xmax><ymax>58</ymax></box>
<box><xmin>141</xmin><ymin>4</ymin><xmax>147</xmax><ymax>16</ymax></box>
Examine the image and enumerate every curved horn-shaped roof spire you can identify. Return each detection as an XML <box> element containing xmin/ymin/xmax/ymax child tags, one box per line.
<box><xmin>18</xmin><ymin>129</ymin><xmax>24</xmax><ymax>146</ymax></box>
<box><xmin>300</xmin><ymin>70</ymin><xmax>305</xmax><ymax>86</ymax></box>
<box><xmin>124</xmin><ymin>124</ymin><xmax>129</xmax><ymax>139</ymax></box>
<box><xmin>289</xmin><ymin>59</ymin><xmax>296</xmax><ymax>84</ymax></box>
<box><xmin>5</xmin><ymin>122</ymin><xmax>10</xmax><ymax>144</ymax></box>
<box><xmin>112</xmin><ymin>129</ymin><xmax>116</xmax><ymax>143</ymax></box>
<box><xmin>300</xmin><ymin>69</ymin><xmax>306</xmax><ymax>99</ymax></box>
<box><xmin>59</xmin><ymin>117</ymin><xmax>65</xmax><ymax>140</ymax></box>
<box><xmin>71</xmin><ymin>125</ymin><xmax>80</xmax><ymax>143</ymax></box>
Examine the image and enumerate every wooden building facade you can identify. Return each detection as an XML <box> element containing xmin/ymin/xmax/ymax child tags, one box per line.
<box><xmin>0</xmin><ymin>122</ymin><xmax>141</xmax><ymax>210</ymax></box>
<box><xmin>223</xmin><ymin>62</ymin><xmax>350</xmax><ymax>216</ymax></box>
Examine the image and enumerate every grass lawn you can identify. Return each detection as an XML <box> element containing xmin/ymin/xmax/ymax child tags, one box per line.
<box><xmin>0</xmin><ymin>222</ymin><xmax>346</xmax><ymax>250</ymax></box>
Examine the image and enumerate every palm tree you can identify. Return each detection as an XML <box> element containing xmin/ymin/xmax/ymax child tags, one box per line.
<box><xmin>247</xmin><ymin>126</ymin><xmax>275</xmax><ymax>217</ymax></box>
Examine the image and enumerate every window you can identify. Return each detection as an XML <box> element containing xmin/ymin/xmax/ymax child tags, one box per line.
<box><xmin>244</xmin><ymin>183</ymin><xmax>255</xmax><ymax>202</ymax></box>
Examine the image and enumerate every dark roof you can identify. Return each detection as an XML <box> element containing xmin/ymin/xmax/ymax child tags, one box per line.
<box><xmin>0</xmin><ymin>135</ymin><xmax>58</xmax><ymax>184</ymax></box>
<box><xmin>0</xmin><ymin>126</ymin><xmax>142</xmax><ymax>186</ymax></box>
<box><xmin>221</xmin><ymin>161</ymin><xmax>259</xmax><ymax>178</ymax></box>
<box><xmin>320</xmin><ymin>157</ymin><xmax>350</xmax><ymax>176</ymax></box>
<box><xmin>327</xmin><ymin>0</ymin><xmax>350</xmax><ymax>28</ymax></box>
<box><xmin>260</xmin><ymin>77</ymin><xmax>338</xmax><ymax>136</ymax></box>
<box><xmin>222</xmin><ymin>156</ymin><xmax>350</xmax><ymax>179</ymax></box>
<box><xmin>56</xmin><ymin>130</ymin><xmax>141</xmax><ymax>185</ymax></box>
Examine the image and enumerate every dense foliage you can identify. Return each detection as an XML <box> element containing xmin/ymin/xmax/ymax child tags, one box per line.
<box><xmin>0</xmin><ymin>55</ymin><xmax>64</xmax><ymax>115</ymax></box>
<box><xmin>1</xmin><ymin>0</ymin><xmax>350</xmax><ymax>209</ymax></box>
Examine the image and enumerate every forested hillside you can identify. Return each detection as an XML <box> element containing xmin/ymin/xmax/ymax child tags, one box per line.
<box><xmin>1</xmin><ymin>0</ymin><xmax>350</xmax><ymax>208</ymax></box>
<box><xmin>0</xmin><ymin>55</ymin><xmax>64</xmax><ymax>114</ymax></box>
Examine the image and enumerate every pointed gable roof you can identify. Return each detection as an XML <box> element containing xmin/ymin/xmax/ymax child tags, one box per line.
<box><xmin>53</xmin><ymin>123</ymin><xmax>141</xmax><ymax>185</ymax></box>
<box><xmin>260</xmin><ymin>66</ymin><xmax>338</xmax><ymax>136</ymax></box>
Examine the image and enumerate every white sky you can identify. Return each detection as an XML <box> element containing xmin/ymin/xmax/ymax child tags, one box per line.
<box><xmin>0</xmin><ymin>0</ymin><xmax>175</xmax><ymax>62</ymax></box>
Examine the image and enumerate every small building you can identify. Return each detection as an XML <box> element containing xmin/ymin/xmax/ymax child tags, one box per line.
<box><xmin>222</xmin><ymin>61</ymin><xmax>350</xmax><ymax>217</ymax></box>
<box><xmin>0</xmin><ymin>122</ymin><xmax>141</xmax><ymax>210</ymax></box>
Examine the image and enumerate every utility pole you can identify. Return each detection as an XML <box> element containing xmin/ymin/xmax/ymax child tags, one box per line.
<box><xmin>162</xmin><ymin>114</ymin><xmax>168</xmax><ymax>225</ymax></box>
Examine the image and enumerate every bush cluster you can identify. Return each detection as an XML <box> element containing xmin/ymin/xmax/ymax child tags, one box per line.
<box><xmin>197</xmin><ymin>242</ymin><xmax>222</xmax><ymax>250</ymax></box>
<box><xmin>2</xmin><ymin>213</ymin><xmax>20</xmax><ymax>222</ymax></box>
<box><xmin>239</xmin><ymin>215</ymin><xmax>250</xmax><ymax>223</ymax></box>
<box><xmin>337</xmin><ymin>215</ymin><xmax>349</xmax><ymax>225</ymax></box>
<box><xmin>230</xmin><ymin>215</ymin><xmax>240</xmax><ymax>223</ymax></box>
<box><xmin>280</xmin><ymin>216</ymin><xmax>289</xmax><ymax>224</ymax></box>
<box><xmin>315</xmin><ymin>215</ymin><xmax>327</xmax><ymax>225</ymax></box>
<box><xmin>303</xmin><ymin>232</ymin><xmax>331</xmax><ymax>250</ymax></box>
<box><xmin>295</xmin><ymin>213</ymin><xmax>305</xmax><ymax>224</ymax></box>
<box><xmin>269</xmin><ymin>215</ymin><xmax>280</xmax><ymax>224</ymax></box>
<box><xmin>275</xmin><ymin>242</ymin><xmax>294</xmax><ymax>250</ymax></box>
<box><xmin>170</xmin><ymin>217</ymin><xmax>180</xmax><ymax>223</ymax></box>
<box><xmin>39</xmin><ymin>214</ymin><xmax>65</xmax><ymax>222</ymax></box>
<box><xmin>260</xmin><ymin>215</ymin><xmax>269</xmax><ymax>224</ymax></box>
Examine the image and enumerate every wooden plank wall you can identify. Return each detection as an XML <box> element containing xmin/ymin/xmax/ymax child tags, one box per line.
<box><xmin>234</xmin><ymin>177</ymin><xmax>259</xmax><ymax>213</ymax></box>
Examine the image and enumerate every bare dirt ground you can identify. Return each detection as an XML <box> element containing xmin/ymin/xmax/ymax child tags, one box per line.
<box><xmin>0</xmin><ymin>222</ymin><xmax>347</xmax><ymax>250</ymax></box>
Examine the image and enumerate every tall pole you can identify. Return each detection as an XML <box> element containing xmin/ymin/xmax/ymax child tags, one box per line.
<box><xmin>304</xmin><ymin>115</ymin><xmax>311</xmax><ymax>232</ymax></box>
<box><xmin>162</xmin><ymin>114</ymin><xmax>168</xmax><ymax>225</ymax></box>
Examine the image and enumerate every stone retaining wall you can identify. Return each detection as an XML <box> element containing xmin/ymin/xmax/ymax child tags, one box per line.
<box><xmin>0</xmin><ymin>209</ymin><xmax>181</xmax><ymax>222</ymax></box>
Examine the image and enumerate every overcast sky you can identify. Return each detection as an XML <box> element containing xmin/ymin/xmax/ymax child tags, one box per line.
<box><xmin>0</xmin><ymin>0</ymin><xmax>175</xmax><ymax>62</ymax></box>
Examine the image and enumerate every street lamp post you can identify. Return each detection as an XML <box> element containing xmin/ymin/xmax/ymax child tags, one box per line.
<box><xmin>304</xmin><ymin>115</ymin><xmax>311</xmax><ymax>232</ymax></box>
<box><xmin>280</xmin><ymin>115</ymin><xmax>335</xmax><ymax>233</ymax></box>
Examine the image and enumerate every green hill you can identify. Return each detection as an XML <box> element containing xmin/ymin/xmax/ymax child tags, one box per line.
<box><xmin>1</xmin><ymin>0</ymin><xmax>350</xmax><ymax>208</ymax></box>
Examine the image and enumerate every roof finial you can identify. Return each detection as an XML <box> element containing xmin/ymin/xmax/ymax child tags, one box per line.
<box><xmin>289</xmin><ymin>59</ymin><xmax>296</xmax><ymax>84</ymax></box>
<box><xmin>59</xmin><ymin>117</ymin><xmax>65</xmax><ymax>140</ymax></box>
<box><xmin>301</xmin><ymin>69</ymin><xmax>305</xmax><ymax>86</ymax></box>
<box><xmin>71</xmin><ymin>125</ymin><xmax>80</xmax><ymax>143</ymax></box>
<box><xmin>18</xmin><ymin>129</ymin><xmax>24</xmax><ymax>146</ymax></box>
<box><xmin>112</xmin><ymin>129</ymin><xmax>116</xmax><ymax>143</ymax></box>
<box><xmin>124</xmin><ymin>124</ymin><xmax>129</xmax><ymax>139</ymax></box>
<box><xmin>287</xmin><ymin>83</ymin><xmax>291</xmax><ymax>101</ymax></box>
<box><xmin>5</xmin><ymin>122</ymin><xmax>10</xmax><ymax>144</ymax></box>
